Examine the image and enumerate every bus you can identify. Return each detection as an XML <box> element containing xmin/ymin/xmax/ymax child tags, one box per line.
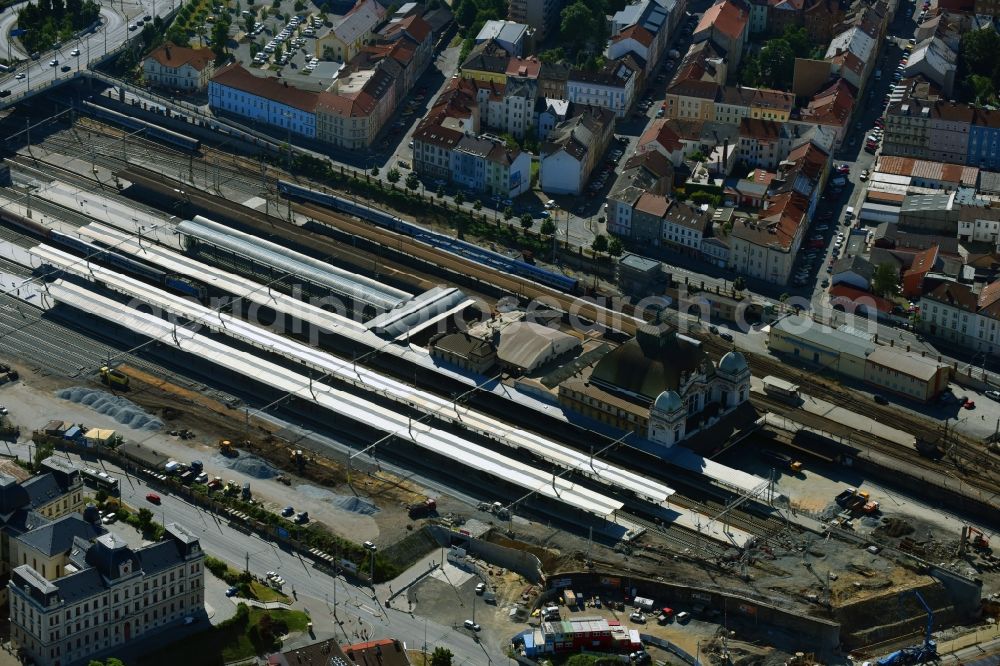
<box><xmin>81</xmin><ymin>468</ymin><xmax>120</xmax><ymax>497</ymax></box>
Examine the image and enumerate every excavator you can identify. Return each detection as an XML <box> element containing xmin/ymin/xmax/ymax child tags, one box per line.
<box><xmin>876</xmin><ymin>590</ymin><xmax>937</xmax><ymax>665</ymax></box>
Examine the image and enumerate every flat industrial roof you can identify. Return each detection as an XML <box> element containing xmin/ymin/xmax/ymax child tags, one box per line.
<box><xmin>771</xmin><ymin>315</ymin><xmax>876</xmax><ymax>360</ymax></box>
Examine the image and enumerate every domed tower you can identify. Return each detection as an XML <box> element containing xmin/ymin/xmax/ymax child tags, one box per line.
<box><xmin>714</xmin><ymin>351</ymin><xmax>750</xmax><ymax>410</ymax></box>
<box><xmin>648</xmin><ymin>390</ymin><xmax>686</xmax><ymax>447</ymax></box>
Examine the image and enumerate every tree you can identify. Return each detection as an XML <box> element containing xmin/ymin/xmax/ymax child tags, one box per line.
<box><xmin>503</xmin><ymin>206</ymin><xmax>514</xmax><ymax>222</ymax></box>
<box><xmin>436</xmin><ymin>185</ymin><xmax>444</xmax><ymax>198</ymax></box>
<box><xmin>591</xmin><ymin>233</ymin><xmax>609</xmax><ymax>257</ymax></box>
<box><xmin>405</xmin><ymin>171</ymin><xmax>420</xmax><ymax>193</ymax></box>
<box><xmin>95</xmin><ymin>489</ymin><xmax>109</xmax><ymax>503</ymax></box>
<box><xmin>520</xmin><ymin>213</ymin><xmax>534</xmax><ymax>231</ymax></box>
<box><xmin>608</xmin><ymin>236</ymin><xmax>623</xmax><ymax>257</ymax></box>
<box><xmin>243</xmin><ymin>14</ymin><xmax>255</xmax><ymax>34</ymax></box>
<box><xmin>212</xmin><ymin>15</ymin><xmax>231</xmax><ymax>61</ymax></box>
<box><xmin>386</xmin><ymin>168</ymin><xmax>401</xmax><ymax>186</ymax></box>
<box><xmin>560</xmin><ymin>1</ymin><xmax>599</xmax><ymax>53</ymax></box>
<box><xmin>872</xmin><ymin>262</ymin><xmax>900</xmax><ymax>297</ymax></box>
<box><xmin>33</xmin><ymin>442</ymin><xmax>53</xmax><ymax>470</ymax></box>
<box><xmin>430</xmin><ymin>647</ymin><xmax>454</xmax><ymax>666</ymax></box>
<box><xmin>454</xmin><ymin>192</ymin><xmax>465</xmax><ymax>207</ymax></box>
<box><xmin>137</xmin><ymin>508</ymin><xmax>154</xmax><ymax>526</ymax></box>
<box><xmin>473</xmin><ymin>200</ymin><xmax>483</xmax><ymax>213</ymax></box>
<box><xmin>757</xmin><ymin>39</ymin><xmax>795</xmax><ymax>89</ymax></box>
<box><xmin>370</xmin><ymin>166</ymin><xmax>379</xmax><ymax>178</ymax></box>
<box><xmin>539</xmin><ymin>47</ymin><xmax>564</xmax><ymax>64</ymax></box>
<box><xmin>733</xmin><ymin>276</ymin><xmax>746</xmax><ymax>292</ymax></box>
<box><xmin>541</xmin><ymin>219</ymin><xmax>556</xmax><ymax>236</ymax></box>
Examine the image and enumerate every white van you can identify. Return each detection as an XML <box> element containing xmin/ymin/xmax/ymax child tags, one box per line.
<box><xmin>846</xmin><ymin>206</ymin><xmax>855</xmax><ymax>219</ymax></box>
<box><xmin>676</xmin><ymin>611</ymin><xmax>691</xmax><ymax>623</ymax></box>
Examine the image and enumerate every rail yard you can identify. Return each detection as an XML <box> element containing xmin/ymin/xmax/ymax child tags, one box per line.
<box><xmin>0</xmin><ymin>113</ymin><xmax>998</xmax><ymax>665</ymax></box>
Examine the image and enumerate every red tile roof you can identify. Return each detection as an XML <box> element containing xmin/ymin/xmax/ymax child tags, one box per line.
<box><xmin>695</xmin><ymin>0</ymin><xmax>749</xmax><ymax>41</ymax></box>
<box><xmin>613</xmin><ymin>24</ymin><xmax>655</xmax><ymax>48</ymax></box>
<box><xmin>147</xmin><ymin>42</ymin><xmax>214</xmax><ymax>72</ymax></box>
<box><xmin>381</xmin><ymin>14</ymin><xmax>431</xmax><ymax>43</ymax></box>
<box><xmin>907</xmin><ymin>245</ymin><xmax>939</xmax><ymax>276</ymax></box>
<box><xmin>638</xmin><ymin>119</ymin><xmax>683</xmax><ymax>153</ymax></box>
<box><xmin>829</xmin><ymin>284</ymin><xmax>892</xmax><ymax>313</ymax></box>
<box><xmin>739</xmin><ymin>117</ymin><xmax>781</xmax><ymax>141</ymax></box>
<box><xmin>635</xmin><ymin>192</ymin><xmax>671</xmax><ymax>217</ymax></box>
<box><xmin>211</xmin><ymin>63</ymin><xmax>322</xmax><ymax>112</ymax></box>
<box><xmin>802</xmin><ymin>78</ymin><xmax>855</xmax><ymax>127</ymax></box>
<box><xmin>506</xmin><ymin>56</ymin><xmax>541</xmax><ymax>79</ymax></box>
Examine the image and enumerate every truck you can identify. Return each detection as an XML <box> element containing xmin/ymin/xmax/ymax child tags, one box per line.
<box><xmin>99</xmin><ymin>366</ymin><xmax>130</xmax><ymax>389</ymax></box>
<box><xmin>190</xmin><ymin>460</ymin><xmax>203</xmax><ymax>473</ymax></box>
<box><xmin>164</xmin><ymin>460</ymin><xmax>182</xmax><ymax>475</ymax></box>
<box><xmin>760</xmin><ymin>448</ymin><xmax>803</xmax><ymax>472</ymax></box>
<box><xmin>563</xmin><ymin>590</ymin><xmax>577</xmax><ymax>607</ymax></box>
<box><xmin>408</xmin><ymin>498</ymin><xmax>437</xmax><ymax>519</ymax></box>
<box><xmin>179</xmin><ymin>470</ymin><xmax>196</xmax><ymax>485</ymax></box>
<box><xmin>207</xmin><ymin>476</ymin><xmax>223</xmax><ymax>491</ymax></box>
<box><xmin>241</xmin><ymin>481</ymin><xmax>252</xmax><ymax>500</ymax></box>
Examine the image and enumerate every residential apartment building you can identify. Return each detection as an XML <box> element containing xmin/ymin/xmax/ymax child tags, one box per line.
<box><xmin>692</xmin><ymin>0</ymin><xmax>750</xmax><ymax>67</ymax></box>
<box><xmin>729</xmin><ymin>191</ymin><xmax>809</xmax><ymax>285</ymax></box>
<box><xmin>452</xmin><ymin>135</ymin><xmax>532</xmax><ymax>197</ymax></box>
<box><xmin>663</xmin><ymin>79</ymin><xmax>719</xmax><ymax>120</ymax></box>
<box><xmin>607</xmin><ymin>0</ymin><xmax>678</xmax><ymax>76</ymax></box>
<box><xmin>0</xmin><ymin>458</ymin><xmax>86</xmax><ymax>607</ymax></box>
<box><xmin>606</xmin><ymin>151</ymin><xmax>674</xmax><ymax>237</ymax></box>
<box><xmin>796</xmin><ymin>78</ymin><xmax>855</xmax><ymax>146</ymax></box>
<box><xmin>713</xmin><ymin>85</ymin><xmax>754</xmax><ymax>126</ymax></box>
<box><xmin>460</xmin><ymin>39</ymin><xmax>512</xmax><ymax>84</ymax></box>
<box><xmin>539</xmin><ymin>106</ymin><xmax>615</xmax><ymax>194</ymax></box>
<box><xmin>901</xmin><ymin>37</ymin><xmax>957</xmax><ymax>97</ymax></box>
<box><xmin>920</xmin><ymin>280</ymin><xmax>1000</xmax><ymax>355</ymax></box>
<box><xmin>968</xmin><ymin>108</ymin><xmax>1000</xmax><ymax>170</ymax></box>
<box><xmin>210</xmin><ymin>64</ymin><xmax>321</xmax><ymax>139</ymax></box>
<box><xmin>142</xmin><ymin>43</ymin><xmax>214</xmax><ymax>91</ymax></box>
<box><xmin>211</xmin><ymin>15</ymin><xmax>431</xmax><ymax>150</ymax></box>
<box><xmin>737</xmin><ymin>117</ymin><xmax>784</xmax><ymax>169</ymax></box>
<box><xmin>662</xmin><ymin>200</ymin><xmax>710</xmax><ymax>255</ymax></box>
<box><xmin>508</xmin><ymin>0</ymin><xmax>562</xmax><ymax>38</ymax></box>
<box><xmin>10</xmin><ymin>524</ymin><xmax>205</xmax><ymax>666</ymax></box>
<box><xmin>750</xmin><ymin>88</ymin><xmax>794</xmax><ymax>122</ymax></box>
<box><xmin>635</xmin><ymin>118</ymin><xmax>685</xmax><ymax>165</ymax></box>
<box><xmin>316</xmin><ymin>0</ymin><xmax>386</xmax><ymax>62</ymax></box>
<box><xmin>883</xmin><ymin>97</ymin><xmax>973</xmax><ymax>165</ymax></box>
<box><xmin>566</xmin><ymin>58</ymin><xmax>639</xmax><ymax>118</ymax></box>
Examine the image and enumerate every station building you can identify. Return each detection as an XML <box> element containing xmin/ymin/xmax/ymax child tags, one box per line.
<box><xmin>558</xmin><ymin>322</ymin><xmax>751</xmax><ymax>444</ymax></box>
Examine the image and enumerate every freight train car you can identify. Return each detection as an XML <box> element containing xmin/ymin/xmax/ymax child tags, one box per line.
<box><xmin>80</xmin><ymin>101</ymin><xmax>201</xmax><ymax>152</ymax></box>
<box><xmin>276</xmin><ymin>179</ymin><xmax>580</xmax><ymax>293</ymax></box>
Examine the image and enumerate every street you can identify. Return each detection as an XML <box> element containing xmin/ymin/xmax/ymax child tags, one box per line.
<box><xmin>0</xmin><ymin>441</ymin><xmax>508</xmax><ymax>664</ymax></box>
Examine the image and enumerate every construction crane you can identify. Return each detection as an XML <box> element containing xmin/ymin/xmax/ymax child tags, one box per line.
<box><xmin>876</xmin><ymin>590</ymin><xmax>937</xmax><ymax>665</ymax></box>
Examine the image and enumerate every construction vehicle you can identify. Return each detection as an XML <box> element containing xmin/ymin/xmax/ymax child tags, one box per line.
<box><xmin>207</xmin><ymin>477</ymin><xmax>223</xmax><ymax>491</ymax></box>
<box><xmin>290</xmin><ymin>449</ymin><xmax>305</xmax><ymax>472</ymax></box>
<box><xmin>760</xmin><ymin>448</ymin><xmax>803</xmax><ymax>472</ymax></box>
<box><xmin>219</xmin><ymin>440</ymin><xmax>237</xmax><ymax>457</ymax></box>
<box><xmin>876</xmin><ymin>590</ymin><xmax>937</xmax><ymax>665</ymax></box>
<box><xmin>224</xmin><ymin>480</ymin><xmax>239</xmax><ymax>496</ymax></box>
<box><xmin>836</xmin><ymin>488</ymin><xmax>880</xmax><ymax>515</ymax></box>
<box><xmin>408</xmin><ymin>498</ymin><xmax>437</xmax><ymax>519</ymax></box>
<box><xmin>99</xmin><ymin>366</ymin><xmax>130</xmax><ymax>389</ymax></box>
<box><xmin>961</xmin><ymin>525</ymin><xmax>991</xmax><ymax>553</ymax></box>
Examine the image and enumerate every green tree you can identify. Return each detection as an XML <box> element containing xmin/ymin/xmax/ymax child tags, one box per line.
<box><xmin>430</xmin><ymin>647</ymin><xmax>453</xmax><ymax>666</ymax></box>
<box><xmin>95</xmin><ymin>489</ymin><xmax>109</xmax><ymax>504</ymax></box>
<box><xmin>608</xmin><ymin>236</ymin><xmax>623</xmax><ymax>257</ymax></box>
<box><xmin>454</xmin><ymin>0</ymin><xmax>476</xmax><ymax>28</ymax></box>
<box><xmin>969</xmin><ymin>74</ymin><xmax>996</xmax><ymax>105</ymax></box>
<box><xmin>503</xmin><ymin>206</ymin><xmax>514</xmax><ymax>222</ymax></box>
<box><xmin>405</xmin><ymin>171</ymin><xmax>420</xmax><ymax>193</ymax></box>
<box><xmin>541</xmin><ymin>219</ymin><xmax>556</xmax><ymax>236</ymax></box>
<box><xmin>436</xmin><ymin>185</ymin><xmax>444</xmax><ymax>198</ymax></box>
<box><xmin>454</xmin><ymin>192</ymin><xmax>465</xmax><ymax>207</ymax></box>
<box><xmin>386</xmin><ymin>167</ymin><xmax>401</xmax><ymax>186</ymax></box>
<box><xmin>243</xmin><ymin>14</ymin><xmax>255</xmax><ymax>33</ymax></box>
<box><xmin>591</xmin><ymin>233</ymin><xmax>609</xmax><ymax>257</ymax></box>
<box><xmin>539</xmin><ymin>47</ymin><xmax>565</xmax><ymax>64</ymax></box>
<box><xmin>33</xmin><ymin>443</ymin><xmax>53</xmax><ymax>470</ymax></box>
<box><xmin>758</xmin><ymin>39</ymin><xmax>795</xmax><ymax>89</ymax></box>
<box><xmin>872</xmin><ymin>263</ymin><xmax>900</xmax><ymax>297</ymax></box>
<box><xmin>212</xmin><ymin>15</ymin><xmax>231</xmax><ymax>61</ymax></box>
<box><xmin>740</xmin><ymin>53</ymin><xmax>762</xmax><ymax>87</ymax></box>
<box><xmin>733</xmin><ymin>276</ymin><xmax>746</xmax><ymax>292</ymax></box>
<box><xmin>137</xmin><ymin>508</ymin><xmax>154</xmax><ymax>526</ymax></box>
<box><xmin>520</xmin><ymin>212</ymin><xmax>534</xmax><ymax>231</ymax></box>
<box><xmin>473</xmin><ymin>200</ymin><xmax>483</xmax><ymax>214</ymax></box>
<box><xmin>560</xmin><ymin>1</ymin><xmax>599</xmax><ymax>53</ymax></box>
<box><xmin>370</xmin><ymin>166</ymin><xmax>379</xmax><ymax>178</ymax></box>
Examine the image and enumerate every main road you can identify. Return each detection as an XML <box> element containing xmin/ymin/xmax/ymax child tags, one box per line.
<box><xmin>0</xmin><ymin>0</ymin><xmax>169</xmax><ymax>107</ymax></box>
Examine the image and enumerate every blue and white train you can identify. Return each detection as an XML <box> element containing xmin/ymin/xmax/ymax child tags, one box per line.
<box><xmin>276</xmin><ymin>179</ymin><xmax>580</xmax><ymax>294</ymax></box>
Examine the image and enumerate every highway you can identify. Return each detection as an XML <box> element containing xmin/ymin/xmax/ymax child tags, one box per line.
<box><xmin>0</xmin><ymin>442</ymin><xmax>506</xmax><ymax>664</ymax></box>
<box><xmin>0</xmin><ymin>0</ymin><xmax>169</xmax><ymax>107</ymax></box>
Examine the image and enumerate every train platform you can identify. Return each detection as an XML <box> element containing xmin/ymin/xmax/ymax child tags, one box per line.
<box><xmin>751</xmin><ymin>377</ymin><xmax>917</xmax><ymax>449</ymax></box>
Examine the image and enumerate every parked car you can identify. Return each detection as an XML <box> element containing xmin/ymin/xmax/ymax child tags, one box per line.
<box><xmin>463</xmin><ymin>620</ymin><xmax>481</xmax><ymax>631</ymax></box>
<box><xmin>719</xmin><ymin>331</ymin><xmax>734</xmax><ymax>342</ymax></box>
<box><xmin>985</xmin><ymin>390</ymin><xmax>1000</xmax><ymax>401</ymax></box>
<box><xmin>226</xmin><ymin>586</ymin><xmax>239</xmax><ymax>597</ymax></box>
<box><xmin>281</xmin><ymin>506</ymin><xmax>295</xmax><ymax>517</ymax></box>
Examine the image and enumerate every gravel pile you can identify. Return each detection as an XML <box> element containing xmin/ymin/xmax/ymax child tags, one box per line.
<box><xmin>227</xmin><ymin>454</ymin><xmax>279</xmax><ymax>479</ymax></box>
<box><xmin>56</xmin><ymin>387</ymin><xmax>163</xmax><ymax>430</ymax></box>
<box><xmin>298</xmin><ymin>485</ymin><xmax>379</xmax><ymax>515</ymax></box>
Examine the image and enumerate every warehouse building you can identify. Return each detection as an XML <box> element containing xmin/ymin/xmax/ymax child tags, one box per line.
<box><xmin>767</xmin><ymin>315</ymin><xmax>952</xmax><ymax>401</ymax></box>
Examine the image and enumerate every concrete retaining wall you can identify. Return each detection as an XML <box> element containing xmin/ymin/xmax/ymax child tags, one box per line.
<box><xmin>550</xmin><ymin>572</ymin><xmax>841</xmax><ymax>651</ymax></box>
<box><xmin>426</xmin><ymin>525</ymin><xmax>543</xmax><ymax>583</ymax></box>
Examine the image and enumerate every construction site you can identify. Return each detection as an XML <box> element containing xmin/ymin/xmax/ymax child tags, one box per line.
<box><xmin>0</xmin><ymin>116</ymin><xmax>996</xmax><ymax>664</ymax></box>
